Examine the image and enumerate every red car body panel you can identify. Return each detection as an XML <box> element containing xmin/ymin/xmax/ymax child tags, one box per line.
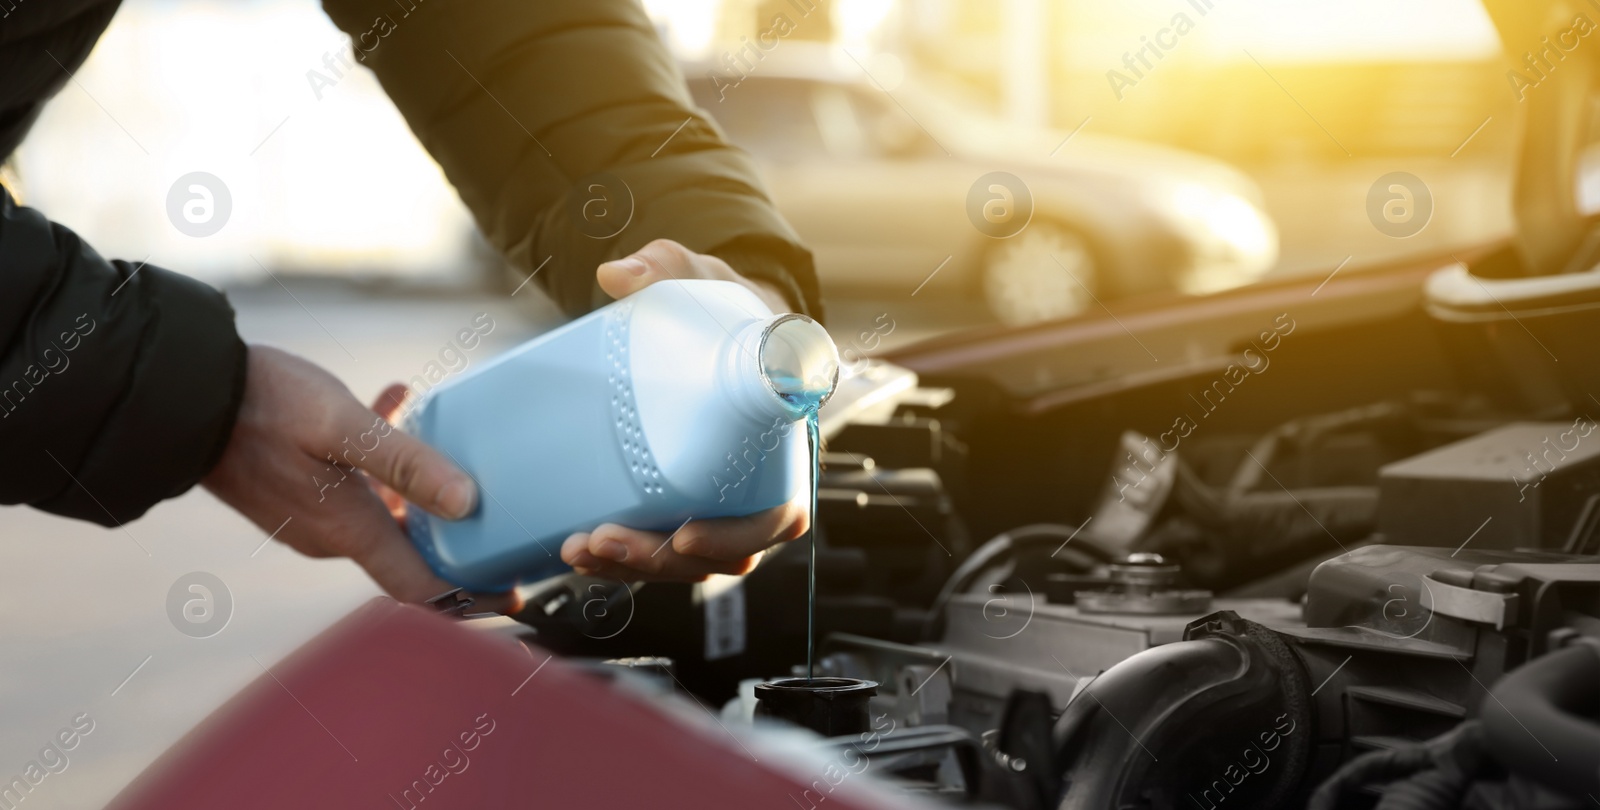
<box><xmin>108</xmin><ymin>599</ymin><xmax>885</xmax><ymax>810</ymax></box>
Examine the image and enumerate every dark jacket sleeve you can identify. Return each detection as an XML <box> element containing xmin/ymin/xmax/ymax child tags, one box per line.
<box><xmin>0</xmin><ymin>189</ymin><xmax>247</xmax><ymax>525</ymax></box>
<box><xmin>320</xmin><ymin>0</ymin><xmax>823</xmax><ymax>321</ymax></box>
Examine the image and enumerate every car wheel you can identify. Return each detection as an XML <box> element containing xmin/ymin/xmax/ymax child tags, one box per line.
<box><xmin>981</xmin><ymin>222</ymin><xmax>1097</xmax><ymax>326</ymax></box>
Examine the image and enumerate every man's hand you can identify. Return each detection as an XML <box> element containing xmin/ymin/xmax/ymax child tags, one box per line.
<box><xmin>203</xmin><ymin>345</ymin><xmax>521</xmax><ymax>612</ymax></box>
<box><xmin>560</xmin><ymin>239</ymin><xmax>811</xmax><ymax>581</ymax></box>
<box><xmin>593</xmin><ymin>238</ymin><xmax>791</xmax><ymax>314</ymax></box>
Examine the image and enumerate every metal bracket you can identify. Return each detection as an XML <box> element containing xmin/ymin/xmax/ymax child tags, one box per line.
<box><xmin>425</xmin><ymin>587</ymin><xmax>498</xmax><ymax>620</ymax></box>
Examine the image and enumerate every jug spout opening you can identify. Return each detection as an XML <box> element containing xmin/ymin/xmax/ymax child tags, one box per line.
<box><xmin>758</xmin><ymin>314</ymin><xmax>839</xmax><ymax>417</ymax></box>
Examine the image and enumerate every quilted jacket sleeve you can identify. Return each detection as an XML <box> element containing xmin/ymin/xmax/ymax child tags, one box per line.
<box><xmin>320</xmin><ymin>0</ymin><xmax>823</xmax><ymax>320</ymax></box>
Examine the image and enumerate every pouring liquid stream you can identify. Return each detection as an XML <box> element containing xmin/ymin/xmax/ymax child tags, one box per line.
<box><xmin>761</xmin><ymin>313</ymin><xmax>838</xmax><ymax>686</ymax></box>
<box><xmin>806</xmin><ymin>411</ymin><xmax>819</xmax><ymax>682</ymax></box>
<box><xmin>773</xmin><ymin>385</ymin><xmax>825</xmax><ymax>683</ymax></box>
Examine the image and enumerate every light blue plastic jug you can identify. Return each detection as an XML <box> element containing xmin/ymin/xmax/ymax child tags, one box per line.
<box><xmin>404</xmin><ymin>279</ymin><xmax>840</xmax><ymax>591</ymax></box>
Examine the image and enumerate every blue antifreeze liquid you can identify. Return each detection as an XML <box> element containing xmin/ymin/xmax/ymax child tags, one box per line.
<box><xmin>759</xmin><ymin>332</ymin><xmax>836</xmax><ymax>682</ymax></box>
<box><xmin>762</xmin><ymin>377</ymin><xmax>830</xmax><ymax>680</ymax></box>
<box><xmin>806</xmin><ymin>411</ymin><xmax>820</xmax><ymax>682</ymax></box>
<box><xmin>764</xmin><ymin>373</ymin><xmax>830</xmax><ymax>682</ymax></box>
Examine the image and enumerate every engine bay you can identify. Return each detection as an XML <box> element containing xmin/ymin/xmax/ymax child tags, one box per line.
<box><xmin>502</xmin><ymin>246</ymin><xmax>1600</xmax><ymax>810</ymax></box>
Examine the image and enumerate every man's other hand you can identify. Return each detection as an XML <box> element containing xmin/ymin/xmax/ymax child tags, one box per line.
<box><xmin>203</xmin><ymin>345</ymin><xmax>521</xmax><ymax>612</ymax></box>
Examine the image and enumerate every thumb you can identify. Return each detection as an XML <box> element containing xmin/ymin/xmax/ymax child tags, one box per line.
<box><xmin>596</xmin><ymin>239</ymin><xmax>704</xmax><ymax>300</ymax></box>
<box><xmin>357</xmin><ymin>384</ymin><xmax>522</xmax><ymax>614</ymax></box>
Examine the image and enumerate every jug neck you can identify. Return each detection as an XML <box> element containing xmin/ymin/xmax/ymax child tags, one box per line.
<box><xmin>725</xmin><ymin>314</ymin><xmax>840</xmax><ymax>423</ymax></box>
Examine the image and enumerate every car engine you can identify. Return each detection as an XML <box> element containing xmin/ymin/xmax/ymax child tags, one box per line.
<box><xmin>501</xmin><ymin>241</ymin><xmax>1600</xmax><ymax>810</ymax></box>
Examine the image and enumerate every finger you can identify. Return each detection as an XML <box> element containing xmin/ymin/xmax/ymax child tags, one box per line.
<box><xmin>352</xmin><ymin>543</ymin><xmax>455</xmax><ymax>603</ymax></box>
<box><xmin>337</xmin><ymin>399</ymin><xmax>520</xmax><ymax>613</ymax></box>
<box><xmin>564</xmin><ymin>536</ymin><xmax>750</xmax><ymax>583</ymax></box>
<box><xmin>328</xmin><ymin>480</ymin><xmax>521</xmax><ymax>612</ymax></box>
<box><xmin>465</xmin><ymin>589</ymin><xmax>525</xmax><ymax>615</ymax></box>
<box><xmin>562</xmin><ymin>532</ymin><xmax>605</xmax><ymax>571</ymax></box>
<box><xmin>369</xmin><ymin>383</ymin><xmax>410</xmax><ymax>422</ymax></box>
<box><xmin>334</xmin><ymin>396</ymin><xmax>477</xmax><ymax>520</ymax></box>
<box><xmin>565</xmin><ymin>556</ymin><xmax>737</xmax><ymax>582</ymax></box>
<box><xmin>372</xmin><ymin>480</ymin><xmax>406</xmax><ymax>522</ymax></box>
<box><xmin>302</xmin><ymin>479</ymin><xmax>459</xmax><ymax>603</ymax></box>
<box><xmin>578</xmin><ymin>523</ymin><xmax>750</xmax><ymax>581</ymax></box>
<box><xmin>580</xmin><ymin>557</ymin><xmax>744</xmax><ymax>583</ymax></box>
<box><xmin>566</xmin><ymin>556</ymin><xmax>633</xmax><ymax>581</ymax></box>
<box><xmin>348</xmin><ymin>527</ymin><xmax>521</xmax><ymax>614</ymax></box>
<box><xmin>596</xmin><ymin>239</ymin><xmax>731</xmax><ymax>300</ymax></box>
<box><xmin>364</xmin><ymin>383</ymin><xmax>414</xmax><ymax>518</ymax></box>
<box><xmin>671</xmin><ymin>500</ymin><xmax>809</xmax><ymax>562</ymax></box>
<box><xmin>562</xmin><ymin>532</ymin><xmax>642</xmax><ymax>580</ymax></box>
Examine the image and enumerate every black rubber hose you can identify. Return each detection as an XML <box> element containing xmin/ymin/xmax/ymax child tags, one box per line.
<box><xmin>1307</xmin><ymin>722</ymin><xmax>1489</xmax><ymax>810</ymax></box>
<box><xmin>1480</xmin><ymin>642</ymin><xmax>1600</xmax><ymax>799</ymax></box>
<box><xmin>1307</xmin><ymin>744</ymin><xmax>1436</xmax><ymax>810</ymax></box>
<box><xmin>921</xmin><ymin>524</ymin><xmax>1113</xmax><ymax>641</ymax></box>
<box><xmin>1051</xmin><ymin>614</ymin><xmax>1313</xmax><ymax>810</ymax></box>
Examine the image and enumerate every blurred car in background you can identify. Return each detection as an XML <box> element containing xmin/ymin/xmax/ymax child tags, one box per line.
<box><xmin>685</xmin><ymin>46</ymin><xmax>1279</xmax><ymax>326</ymax></box>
